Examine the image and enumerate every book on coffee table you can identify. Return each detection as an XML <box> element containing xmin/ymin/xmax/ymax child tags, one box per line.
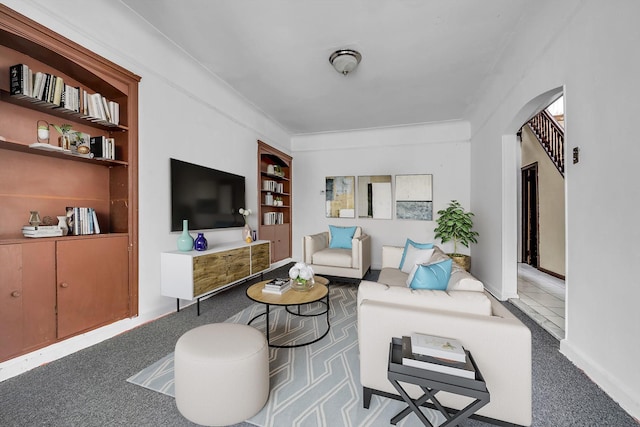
<box><xmin>263</xmin><ymin>278</ymin><xmax>291</xmax><ymax>294</ymax></box>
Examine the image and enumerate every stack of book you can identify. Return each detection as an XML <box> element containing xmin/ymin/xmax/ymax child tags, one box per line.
<box><xmin>263</xmin><ymin>212</ymin><xmax>284</xmax><ymax>225</ymax></box>
<box><xmin>22</xmin><ymin>225</ymin><xmax>63</xmax><ymax>238</ymax></box>
<box><xmin>66</xmin><ymin>207</ymin><xmax>101</xmax><ymax>235</ymax></box>
<box><xmin>262</xmin><ymin>278</ymin><xmax>291</xmax><ymax>295</ymax></box>
<box><xmin>89</xmin><ymin>136</ymin><xmax>117</xmax><ymax>160</ymax></box>
<box><xmin>401</xmin><ymin>333</ymin><xmax>476</xmax><ymax>379</ymax></box>
<box><xmin>9</xmin><ymin>63</ymin><xmax>120</xmax><ymax>126</ymax></box>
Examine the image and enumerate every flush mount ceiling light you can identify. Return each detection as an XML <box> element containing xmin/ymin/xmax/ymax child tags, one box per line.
<box><xmin>329</xmin><ymin>49</ymin><xmax>362</xmax><ymax>75</ymax></box>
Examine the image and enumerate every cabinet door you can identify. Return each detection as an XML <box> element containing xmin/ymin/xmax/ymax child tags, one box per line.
<box><xmin>0</xmin><ymin>242</ymin><xmax>56</xmax><ymax>361</ymax></box>
<box><xmin>56</xmin><ymin>237</ymin><xmax>128</xmax><ymax>339</ymax></box>
<box><xmin>226</xmin><ymin>247</ymin><xmax>251</xmax><ymax>283</ymax></box>
<box><xmin>259</xmin><ymin>226</ymin><xmax>277</xmax><ymax>262</ymax></box>
<box><xmin>273</xmin><ymin>224</ymin><xmax>291</xmax><ymax>262</ymax></box>
<box><xmin>251</xmin><ymin>242</ymin><xmax>270</xmax><ymax>274</ymax></box>
<box><xmin>193</xmin><ymin>252</ymin><xmax>229</xmax><ymax>296</ymax></box>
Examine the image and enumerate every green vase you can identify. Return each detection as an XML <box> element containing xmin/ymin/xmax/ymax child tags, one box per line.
<box><xmin>177</xmin><ymin>219</ymin><xmax>194</xmax><ymax>251</ymax></box>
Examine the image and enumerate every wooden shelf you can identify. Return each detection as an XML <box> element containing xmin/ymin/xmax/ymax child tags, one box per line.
<box><xmin>0</xmin><ymin>4</ymin><xmax>140</xmax><ymax>362</ymax></box>
<box><xmin>1</xmin><ymin>90</ymin><xmax>127</xmax><ymax>132</ymax></box>
<box><xmin>258</xmin><ymin>140</ymin><xmax>292</xmax><ymax>262</ymax></box>
<box><xmin>0</xmin><ymin>138</ymin><xmax>128</xmax><ymax>167</ymax></box>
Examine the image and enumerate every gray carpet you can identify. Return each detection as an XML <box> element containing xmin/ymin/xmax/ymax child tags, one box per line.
<box><xmin>0</xmin><ymin>265</ymin><xmax>637</xmax><ymax>426</ymax></box>
<box><xmin>127</xmin><ymin>285</ymin><xmax>446</xmax><ymax>426</ymax></box>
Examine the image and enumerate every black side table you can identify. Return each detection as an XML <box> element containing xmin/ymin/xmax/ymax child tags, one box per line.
<box><xmin>387</xmin><ymin>337</ymin><xmax>490</xmax><ymax>426</ymax></box>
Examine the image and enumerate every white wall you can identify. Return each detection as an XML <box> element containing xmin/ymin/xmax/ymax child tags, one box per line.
<box><xmin>0</xmin><ymin>0</ymin><xmax>290</xmax><ymax>380</ymax></box>
<box><xmin>291</xmin><ymin>121</ymin><xmax>471</xmax><ymax>268</ymax></box>
<box><xmin>469</xmin><ymin>0</ymin><xmax>640</xmax><ymax>418</ymax></box>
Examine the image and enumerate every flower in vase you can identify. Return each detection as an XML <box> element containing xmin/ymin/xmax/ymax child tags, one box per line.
<box><xmin>239</xmin><ymin>208</ymin><xmax>252</xmax><ymax>224</ymax></box>
<box><xmin>289</xmin><ymin>262</ymin><xmax>314</xmax><ymax>285</ymax></box>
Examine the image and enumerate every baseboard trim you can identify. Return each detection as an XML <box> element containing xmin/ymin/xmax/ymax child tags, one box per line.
<box><xmin>560</xmin><ymin>340</ymin><xmax>640</xmax><ymax>421</ymax></box>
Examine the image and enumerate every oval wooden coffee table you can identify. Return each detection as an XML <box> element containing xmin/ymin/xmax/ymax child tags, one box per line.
<box><xmin>246</xmin><ymin>276</ymin><xmax>330</xmax><ymax>348</ymax></box>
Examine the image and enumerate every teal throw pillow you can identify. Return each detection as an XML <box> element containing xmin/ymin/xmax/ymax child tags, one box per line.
<box><xmin>399</xmin><ymin>239</ymin><xmax>434</xmax><ymax>270</ymax></box>
<box><xmin>329</xmin><ymin>225</ymin><xmax>357</xmax><ymax>249</ymax></box>
<box><xmin>409</xmin><ymin>259</ymin><xmax>453</xmax><ymax>290</ymax></box>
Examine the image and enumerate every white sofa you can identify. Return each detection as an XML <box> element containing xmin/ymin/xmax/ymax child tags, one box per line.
<box><xmin>357</xmin><ymin>245</ymin><xmax>532</xmax><ymax>426</ymax></box>
<box><xmin>302</xmin><ymin>226</ymin><xmax>371</xmax><ymax>279</ymax></box>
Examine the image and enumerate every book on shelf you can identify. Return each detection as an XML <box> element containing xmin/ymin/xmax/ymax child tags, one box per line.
<box><xmin>9</xmin><ymin>64</ymin><xmax>33</xmax><ymax>98</ymax></box>
<box><xmin>410</xmin><ymin>332</ymin><xmax>467</xmax><ymax>363</ymax></box>
<box><xmin>22</xmin><ymin>225</ymin><xmax>59</xmax><ymax>231</ymax></box>
<box><xmin>89</xmin><ymin>136</ymin><xmax>116</xmax><ymax>160</ymax></box>
<box><xmin>401</xmin><ymin>336</ymin><xmax>476</xmax><ymax>379</ymax></box>
<box><xmin>8</xmin><ymin>65</ymin><xmax>120</xmax><ymax>125</ymax></box>
<box><xmin>22</xmin><ymin>225</ymin><xmax>63</xmax><ymax>238</ymax></box>
<box><xmin>23</xmin><ymin>229</ymin><xmax>63</xmax><ymax>238</ymax></box>
<box><xmin>263</xmin><ymin>212</ymin><xmax>284</xmax><ymax>225</ymax></box>
<box><xmin>66</xmin><ymin>206</ymin><xmax>100</xmax><ymax>235</ymax></box>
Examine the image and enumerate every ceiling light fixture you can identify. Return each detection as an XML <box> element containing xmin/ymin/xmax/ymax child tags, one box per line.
<box><xmin>329</xmin><ymin>49</ymin><xmax>362</xmax><ymax>75</ymax></box>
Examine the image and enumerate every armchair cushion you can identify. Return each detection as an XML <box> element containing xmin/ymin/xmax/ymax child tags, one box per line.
<box><xmin>329</xmin><ymin>225</ymin><xmax>357</xmax><ymax>249</ymax></box>
<box><xmin>312</xmin><ymin>248</ymin><xmax>352</xmax><ymax>268</ymax></box>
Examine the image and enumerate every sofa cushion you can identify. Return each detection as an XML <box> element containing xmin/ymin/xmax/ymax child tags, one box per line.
<box><xmin>378</xmin><ymin>267</ymin><xmax>410</xmax><ymax>287</ymax></box>
<box><xmin>400</xmin><ymin>246</ymin><xmax>435</xmax><ymax>275</ymax></box>
<box><xmin>408</xmin><ymin>258</ymin><xmax>453</xmax><ymax>290</ymax></box>
<box><xmin>329</xmin><ymin>225</ymin><xmax>357</xmax><ymax>249</ymax></box>
<box><xmin>380</xmin><ymin>264</ymin><xmax>484</xmax><ymax>293</ymax></box>
<box><xmin>312</xmin><ymin>247</ymin><xmax>352</xmax><ymax>268</ymax></box>
<box><xmin>357</xmin><ymin>280</ymin><xmax>492</xmax><ymax>316</ymax></box>
<box><xmin>448</xmin><ymin>267</ymin><xmax>484</xmax><ymax>292</ymax></box>
<box><xmin>399</xmin><ymin>239</ymin><xmax>434</xmax><ymax>270</ymax></box>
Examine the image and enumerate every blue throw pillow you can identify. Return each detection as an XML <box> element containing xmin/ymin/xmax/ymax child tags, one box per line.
<box><xmin>329</xmin><ymin>225</ymin><xmax>357</xmax><ymax>249</ymax></box>
<box><xmin>399</xmin><ymin>239</ymin><xmax>434</xmax><ymax>270</ymax></box>
<box><xmin>409</xmin><ymin>259</ymin><xmax>453</xmax><ymax>290</ymax></box>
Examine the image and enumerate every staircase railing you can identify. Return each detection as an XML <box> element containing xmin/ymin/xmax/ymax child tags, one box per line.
<box><xmin>527</xmin><ymin>109</ymin><xmax>564</xmax><ymax>176</ymax></box>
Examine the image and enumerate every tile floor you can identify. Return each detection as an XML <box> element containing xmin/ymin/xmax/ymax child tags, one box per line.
<box><xmin>510</xmin><ymin>263</ymin><xmax>566</xmax><ymax>340</ymax></box>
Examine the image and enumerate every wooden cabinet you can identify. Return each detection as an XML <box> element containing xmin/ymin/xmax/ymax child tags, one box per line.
<box><xmin>0</xmin><ymin>236</ymin><xmax>128</xmax><ymax>359</ymax></box>
<box><xmin>260</xmin><ymin>224</ymin><xmax>291</xmax><ymax>263</ymax></box>
<box><xmin>56</xmin><ymin>236</ymin><xmax>129</xmax><ymax>339</ymax></box>
<box><xmin>193</xmin><ymin>247</ymin><xmax>251</xmax><ymax>297</ymax></box>
<box><xmin>161</xmin><ymin>241</ymin><xmax>271</xmax><ymax>301</ymax></box>
<box><xmin>0</xmin><ymin>6</ymin><xmax>139</xmax><ymax>362</ymax></box>
<box><xmin>0</xmin><ymin>241</ymin><xmax>56</xmax><ymax>361</ymax></box>
<box><xmin>258</xmin><ymin>140</ymin><xmax>292</xmax><ymax>262</ymax></box>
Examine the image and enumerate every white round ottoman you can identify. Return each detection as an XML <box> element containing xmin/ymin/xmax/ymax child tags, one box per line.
<box><xmin>174</xmin><ymin>323</ymin><xmax>269</xmax><ymax>426</ymax></box>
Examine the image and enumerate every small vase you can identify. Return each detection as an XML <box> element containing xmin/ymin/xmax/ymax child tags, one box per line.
<box><xmin>194</xmin><ymin>233</ymin><xmax>208</xmax><ymax>251</ymax></box>
<box><xmin>290</xmin><ymin>277</ymin><xmax>315</xmax><ymax>292</ymax></box>
<box><xmin>243</xmin><ymin>223</ymin><xmax>253</xmax><ymax>243</ymax></box>
<box><xmin>177</xmin><ymin>219</ymin><xmax>194</xmax><ymax>251</ymax></box>
<box><xmin>57</xmin><ymin>215</ymin><xmax>69</xmax><ymax>235</ymax></box>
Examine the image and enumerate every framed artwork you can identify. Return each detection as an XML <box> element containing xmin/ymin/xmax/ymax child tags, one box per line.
<box><xmin>325</xmin><ymin>176</ymin><xmax>355</xmax><ymax>218</ymax></box>
<box><xmin>357</xmin><ymin>175</ymin><xmax>392</xmax><ymax>219</ymax></box>
<box><xmin>395</xmin><ymin>174</ymin><xmax>433</xmax><ymax>220</ymax></box>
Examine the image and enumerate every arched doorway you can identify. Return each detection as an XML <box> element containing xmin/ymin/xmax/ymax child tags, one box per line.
<box><xmin>501</xmin><ymin>87</ymin><xmax>567</xmax><ymax>340</ymax></box>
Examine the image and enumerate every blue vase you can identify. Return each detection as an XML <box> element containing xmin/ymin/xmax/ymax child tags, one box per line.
<box><xmin>177</xmin><ymin>219</ymin><xmax>194</xmax><ymax>251</ymax></box>
<box><xmin>194</xmin><ymin>232</ymin><xmax>208</xmax><ymax>251</ymax></box>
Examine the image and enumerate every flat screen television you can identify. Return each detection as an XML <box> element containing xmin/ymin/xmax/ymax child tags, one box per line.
<box><xmin>170</xmin><ymin>158</ymin><xmax>246</xmax><ymax>231</ymax></box>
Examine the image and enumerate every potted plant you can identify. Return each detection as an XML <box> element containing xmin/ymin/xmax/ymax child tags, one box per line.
<box><xmin>433</xmin><ymin>200</ymin><xmax>479</xmax><ymax>271</ymax></box>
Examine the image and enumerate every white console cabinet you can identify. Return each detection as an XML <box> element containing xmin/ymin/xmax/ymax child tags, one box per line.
<box><xmin>161</xmin><ymin>240</ymin><xmax>270</xmax><ymax>313</ymax></box>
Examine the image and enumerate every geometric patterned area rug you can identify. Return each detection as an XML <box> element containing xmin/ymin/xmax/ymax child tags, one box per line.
<box><xmin>127</xmin><ymin>284</ymin><xmax>445</xmax><ymax>426</ymax></box>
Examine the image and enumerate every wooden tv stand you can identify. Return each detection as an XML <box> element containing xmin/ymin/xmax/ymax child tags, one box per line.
<box><xmin>161</xmin><ymin>240</ymin><xmax>270</xmax><ymax>315</ymax></box>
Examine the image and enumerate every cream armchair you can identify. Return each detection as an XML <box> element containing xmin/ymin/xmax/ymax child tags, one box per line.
<box><xmin>302</xmin><ymin>226</ymin><xmax>371</xmax><ymax>279</ymax></box>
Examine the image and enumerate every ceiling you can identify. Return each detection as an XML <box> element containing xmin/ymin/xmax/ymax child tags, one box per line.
<box><xmin>122</xmin><ymin>0</ymin><xmax>529</xmax><ymax>135</ymax></box>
